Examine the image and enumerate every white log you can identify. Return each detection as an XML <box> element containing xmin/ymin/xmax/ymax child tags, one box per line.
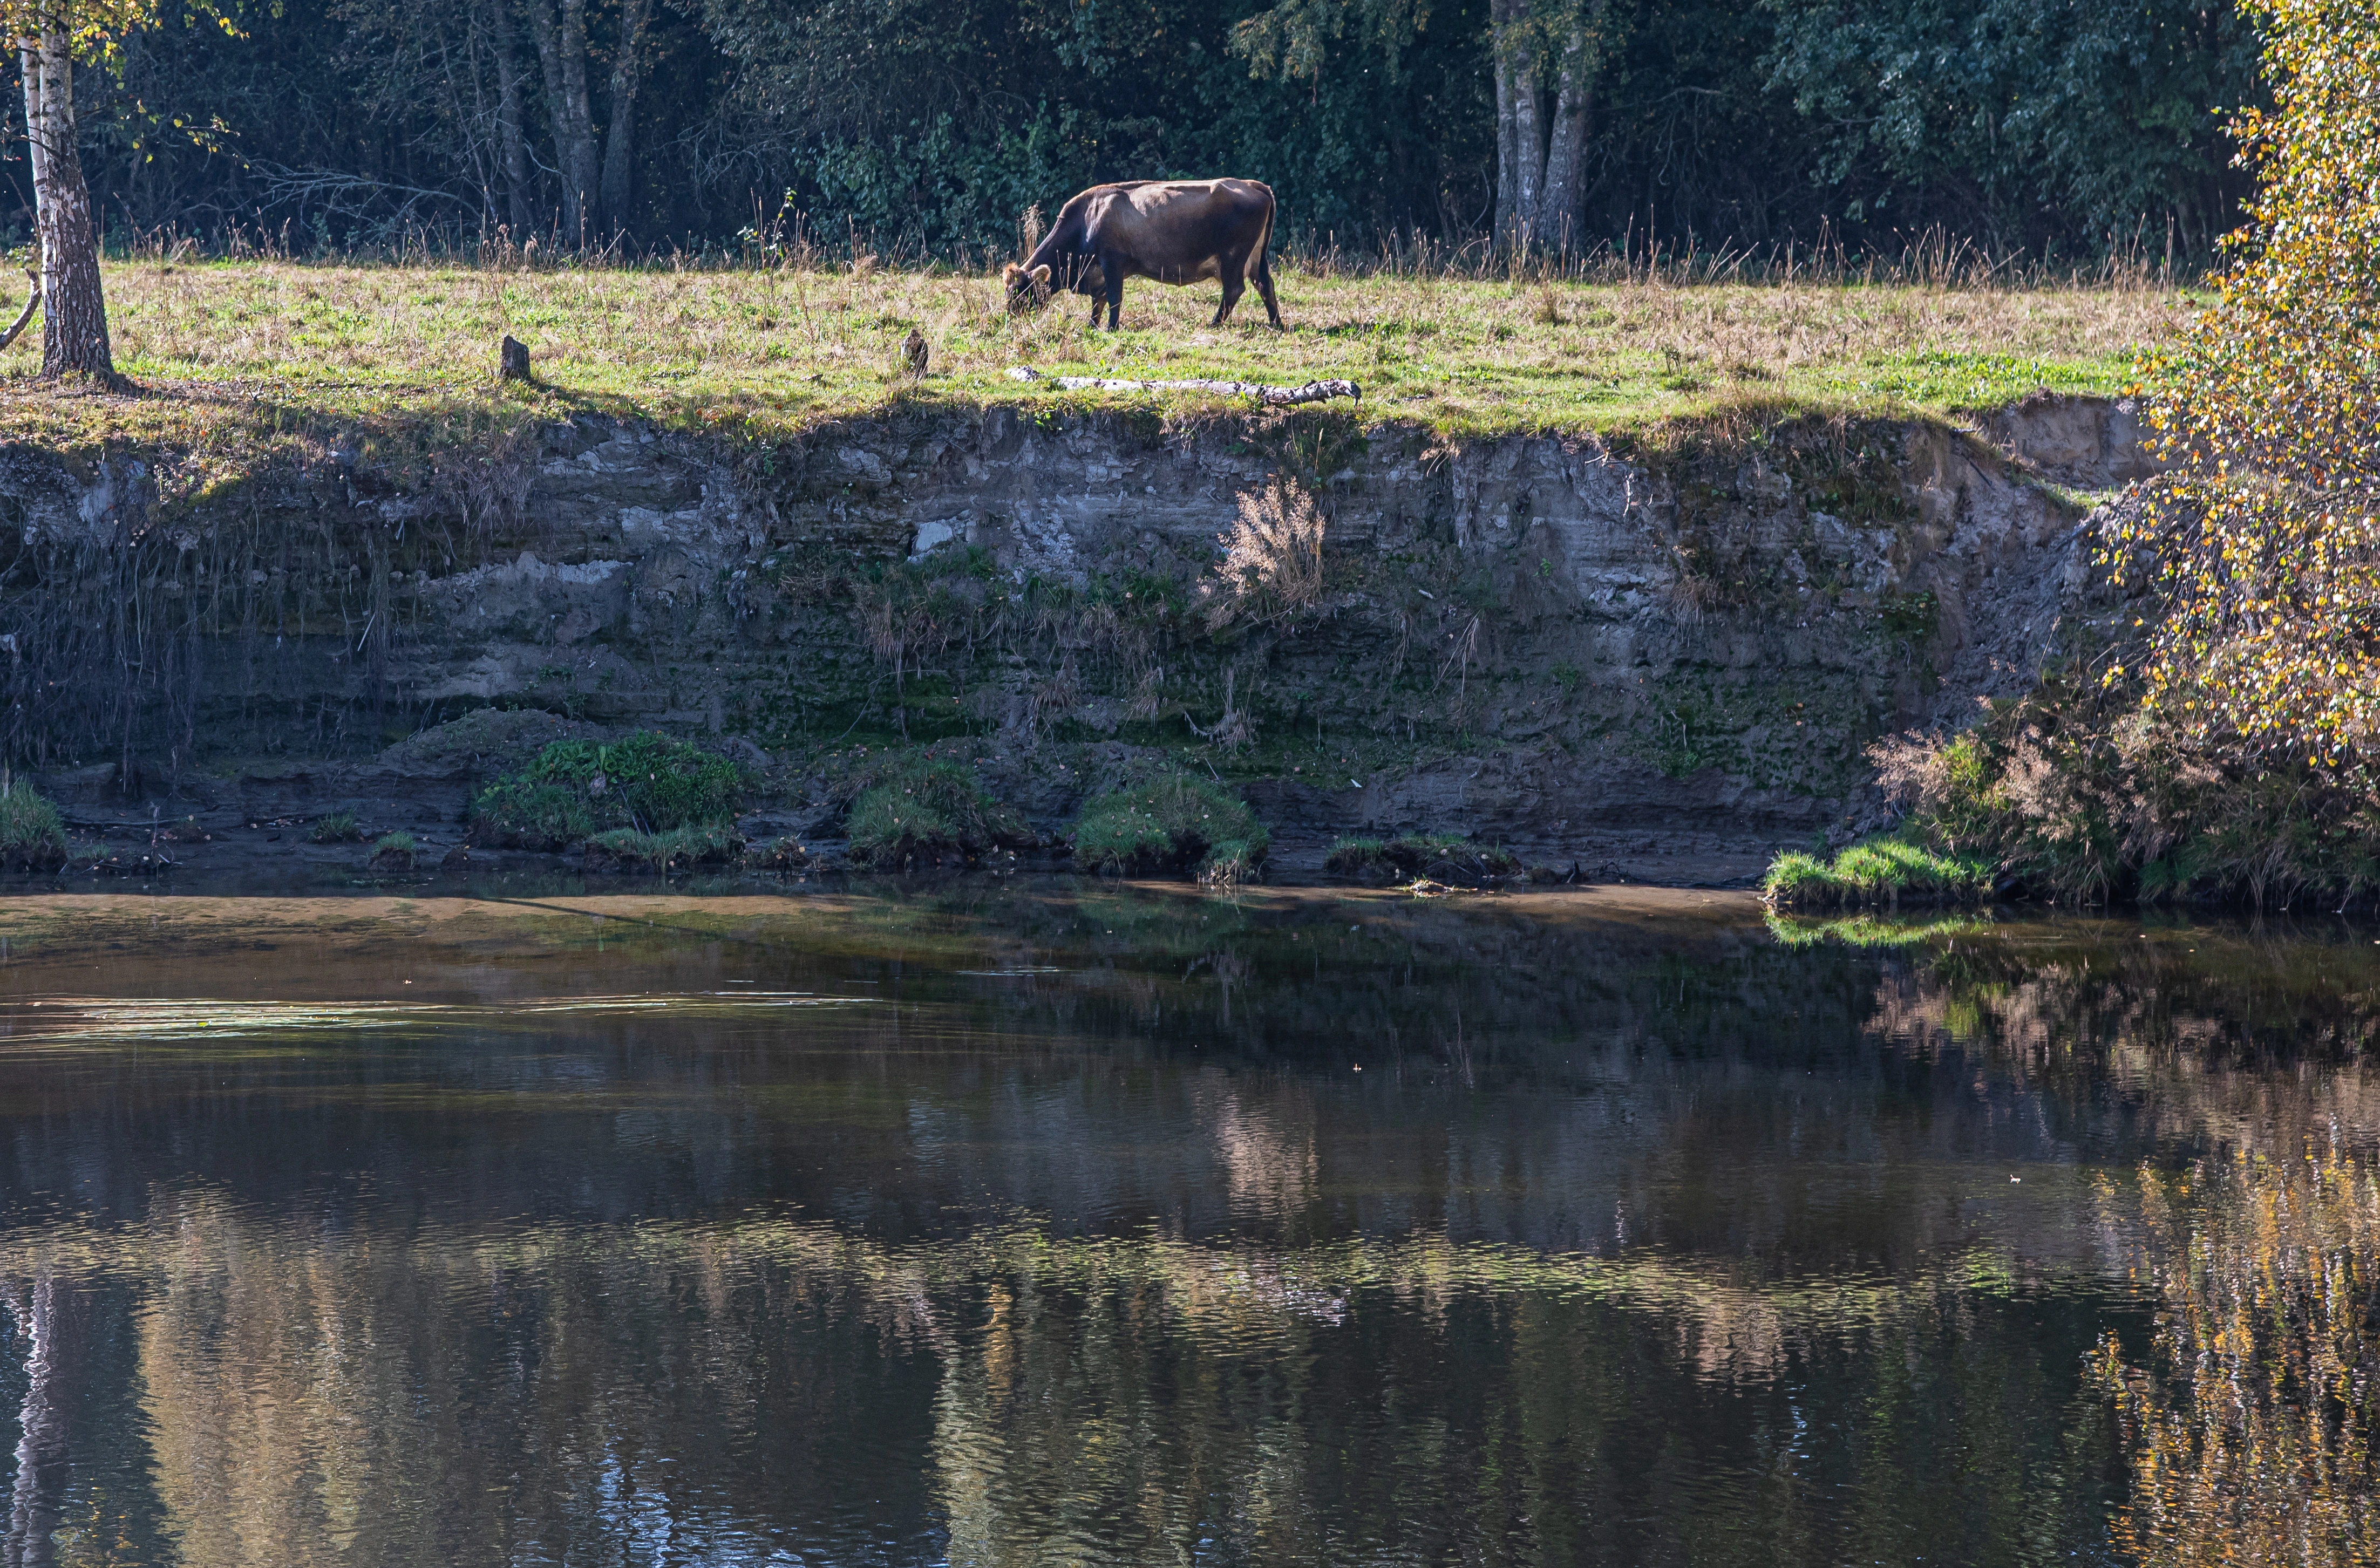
<box><xmin>1005</xmin><ymin>366</ymin><xmax>1358</xmax><ymax>406</ymax></box>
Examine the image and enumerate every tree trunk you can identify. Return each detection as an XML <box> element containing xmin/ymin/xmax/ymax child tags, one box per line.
<box><xmin>1491</xmin><ymin>1</ymin><xmax>1606</xmax><ymax>258</ymax></box>
<box><xmin>598</xmin><ymin>0</ymin><xmax>650</xmax><ymax>243</ymax></box>
<box><xmin>523</xmin><ymin>0</ymin><xmax>596</xmax><ymax>246</ymax></box>
<box><xmin>17</xmin><ymin>28</ymin><xmax>111</xmax><ymax>379</ymax></box>
<box><xmin>1536</xmin><ymin>26</ymin><xmax>1596</xmax><ymax>257</ymax></box>
<box><xmin>1492</xmin><ymin>0</ymin><xmax>1520</xmax><ymax>250</ymax></box>
<box><xmin>489</xmin><ymin>0</ymin><xmax>536</xmax><ymax>238</ymax></box>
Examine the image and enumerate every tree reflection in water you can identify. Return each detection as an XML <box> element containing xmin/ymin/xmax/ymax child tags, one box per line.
<box><xmin>0</xmin><ymin>891</ymin><xmax>2358</xmax><ymax>1563</ymax></box>
<box><xmin>2102</xmin><ymin>1148</ymin><xmax>2380</xmax><ymax>1566</ymax></box>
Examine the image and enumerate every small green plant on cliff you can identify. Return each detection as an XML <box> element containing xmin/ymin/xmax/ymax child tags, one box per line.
<box><xmin>845</xmin><ymin>756</ymin><xmax>1029</xmax><ymax>867</ymax></box>
<box><xmin>1764</xmin><ymin>835</ymin><xmax>1991</xmax><ymax>910</ymax></box>
<box><xmin>369</xmin><ymin>831</ymin><xmax>418</xmax><ymax>871</ymax></box>
<box><xmin>1072</xmin><ymin>774</ymin><xmax>1267</xmax><ymax>880</ymax></box>
<box><xmin>308</xmin><ymin>812</ymin><xmax>362</xmax><ymax>844</ymax></box>
<box><xmin>471</xmin><ymin>732</ymin><xmax>748</xmax><ymax>849</ymax></box>
<box><xmin>0</xmin><ymin>780</ymin><xmax>67</xmax><ymax>872</ymax></box>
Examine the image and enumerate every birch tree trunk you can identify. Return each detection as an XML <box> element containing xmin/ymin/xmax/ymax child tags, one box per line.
<box><xmin>17</xmin><ymin>26</ymin><xmax>112</xmax><ymax>379</ymax></box>
<box><xmin>524</xmin><ymin>0</ymin><xmax>596</xmax><ymax>247</ymax></box>
<box><xmin>1491</xmin><ymin>1</ymin><xmax>1604</xmax><ymax>260</ymax></box>
<box><xmin>600</xmin><ymin>0</ymin><xmax>657</xmax><ymax>243</ymax></box>
<box><xmin>597</xmin><ymin>0</ymin><xmax>651</xmax><ymax>243</ymax></box>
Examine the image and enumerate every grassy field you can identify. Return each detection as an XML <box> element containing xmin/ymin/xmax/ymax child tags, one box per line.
<box><xmin>0</xmin><ymin>258</ymin><xmax>2190</xmax><ymax>461</ymax></box>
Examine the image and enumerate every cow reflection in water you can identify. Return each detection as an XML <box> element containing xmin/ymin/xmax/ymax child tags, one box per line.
<box><xmin>1003</xmin><ymin>179</ymin><xmax>1286</xmax><ymax>331</ymax></box>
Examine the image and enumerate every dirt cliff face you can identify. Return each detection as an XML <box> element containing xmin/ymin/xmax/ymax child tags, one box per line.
<box><xmin>0</xmin><ymin>394</ymin><xmax>2147</xmax><ymax>881</ymax></box>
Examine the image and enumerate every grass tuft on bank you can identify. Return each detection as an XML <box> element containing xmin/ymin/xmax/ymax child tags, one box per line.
<box><xmin>470</xmin><ymin>731</ymin><xmax>747</xmax><ymax>850</ymax></box>
<box><xmin>0</xmin><ymin>260</ymin><xmax>2188</xmax><ymax>468</ymax></box>
<box><xmin>0</xmin><ymin>780</ymin><xmax>67</xmax><ymax>872</ymax></box>
<box><xmin>1072</xmin><ymin>774</ymin><xmax>1267</xmax><ymax>881</ymax></box>
<box><xmin>844</xmin><ymin>755</ymin><xmax>1029</xmax><ymax>867</ymax></box>
<box><xmin>1763</xmin><ymin>835</ymin><xmax>1991</xmax><ymax>910</ymax></box>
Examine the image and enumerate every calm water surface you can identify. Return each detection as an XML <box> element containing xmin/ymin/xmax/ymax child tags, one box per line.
<box><xmin>0</xmin><ymin>883</ymin><xmax>2370</xmax><ymax>1566</ymax></box>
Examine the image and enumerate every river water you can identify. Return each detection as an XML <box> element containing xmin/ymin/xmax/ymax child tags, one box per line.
<box><xmin>0</xmin><ymin>882</ymin><xmax>2369</xmax><ymax>1566</ymax></box>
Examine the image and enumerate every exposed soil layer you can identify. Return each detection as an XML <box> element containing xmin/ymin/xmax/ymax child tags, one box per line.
<box><xmin>0</xmin><ymin>393</ymin><xmax>2146</xmax><ymax>886</ymax></box>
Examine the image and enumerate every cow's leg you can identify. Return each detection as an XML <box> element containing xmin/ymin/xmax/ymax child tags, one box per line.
<box><xmin>1213</xmin><ymin>261</ymin><xmax>1246</xmax><ymax>328</ymax></box>
<box><xmin>1253</xmin><ymin>246</ymin><xmax>1284</xmax><ymax>330</ymax></box>
<box><xmin>1098</xmin><ymin>253</ymin><xmax>1125</xmax><ymax>330</ymax></box>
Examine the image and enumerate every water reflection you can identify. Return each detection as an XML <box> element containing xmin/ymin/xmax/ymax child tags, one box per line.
<box><xmin>0</xmin><ymin>888</ymin><xmax>2364</xmax><ymax>1563</ymax></box>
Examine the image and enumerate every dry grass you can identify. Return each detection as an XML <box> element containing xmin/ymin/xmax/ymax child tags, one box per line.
<box><xmin>0</xmin><ymin>258</ymin><xmax>2192</xmax><ymax>463</ymax></box>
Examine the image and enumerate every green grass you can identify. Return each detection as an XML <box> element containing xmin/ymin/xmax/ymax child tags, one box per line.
<box><xmin>470</xmin><ymin>731</ymin><xmax>747</xmax><ymax>850</ymax></box>
<box><xmin>0</xmin><ymin>781</ymin><xmax>67</xmax><ymax>871</ymax></box>
<box><xmin>369</xmin><ymin>830</ymin><xmax>418</xmax><ymax>869</ymax></box>
<box><xmin>0</xmin><ymin>260</ymin><xmax>2187</xmax><ymax>472</ymax></box>
<box><xmin>1763</xmin><ymin>835</ymin><xmax>1992</xmax><ymax>910</ymax></box>
<box><xmin>1071</xmin><ymin>774</ymin><xmax>1267</xmax><ymax>881</ymax></box>
<box><xmin>308</xmin><ymin>810</ymin><xmax>362</xmax><ymax>843</ymax></box>
<box><xmin>844</xmin><ymin>755</ymin><xmax>1029</xmax><ymax>867</ymax></box>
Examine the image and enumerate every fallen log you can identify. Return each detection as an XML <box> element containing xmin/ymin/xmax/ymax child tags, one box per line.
<box><xmin>1006</xmin><ymin>366</ymin><xmax>1358</xmax><ymax>406</ymax></box>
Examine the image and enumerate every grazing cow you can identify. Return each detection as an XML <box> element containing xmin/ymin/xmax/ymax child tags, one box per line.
<box><xmin>1003</xmin><ymin>179</ymin><xmax>1284</xmax><ymax>331</ymax></box>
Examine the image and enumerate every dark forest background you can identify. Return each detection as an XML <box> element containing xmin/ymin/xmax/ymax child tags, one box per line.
<box><xmin>31</xmin><ymin>0</ymin><xmax>2261</xmax><ymax>265</ymax></box>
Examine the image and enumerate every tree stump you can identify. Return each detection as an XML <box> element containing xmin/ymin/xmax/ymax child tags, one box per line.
<box><xmin>499</xmin><ymin>335</ymin><xmax>532</xmax><ymax>382</ymax></box>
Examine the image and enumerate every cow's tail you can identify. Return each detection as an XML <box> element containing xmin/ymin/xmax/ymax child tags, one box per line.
<box><xmin>1252</xmin><ymin>189</ymin><xmax>1277</xmax><ymax>283</ymax></box>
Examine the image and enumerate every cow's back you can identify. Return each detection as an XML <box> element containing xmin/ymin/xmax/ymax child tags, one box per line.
<box><xmin>1087</xmin><ymin>180</ymin><xmax>1271</xmax><ymax>267</ymax></box>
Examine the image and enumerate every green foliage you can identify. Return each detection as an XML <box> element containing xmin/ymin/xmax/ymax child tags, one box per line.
<box><xmin>1762</xmin><ymin>834</ymin><xmax>1991</xmax><ymax>910</ymax></box>
<box><xmin>845</xmin><ymin>756</ymin><xmax>1029</xmax><ymax>867</ymax></box>
<box><xmin>308</xmin><ymin>812</ymin><xmax>362</xmax><ymax>844</ymax></box>
<box><xmin>2115</xmin><ymin>0</ymin><xmax>2380</xmax><ymax>779</ymax></box>
<box><xmin>471</xmin><ymin>732</ymin><xmax>747</xmax><ymax>850</ymax></box>
<box><xmin>1766</xmin><ymin>0</ymin><xmax>2256</xmax><ymax>252</ymax></box>
<box><xmin>0</xmin><ymin>781</ymin><xmax>67</xmax><ymax>871</ymax></box>
<box><xmin>1071</xmin><ymin>775</ymin><xmax>1267</xmax><ymax>879</ymax></box>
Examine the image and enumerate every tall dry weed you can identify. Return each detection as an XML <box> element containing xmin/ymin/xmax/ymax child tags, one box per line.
<box><xmin>1202</xmin><ymin>479</ymin><xmax>1327</xmax><ymax>632</ymax></box>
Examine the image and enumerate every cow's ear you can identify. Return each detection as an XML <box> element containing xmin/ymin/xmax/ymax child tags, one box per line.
<box><xmin>1029</xmin><ymin>264</ymin><xmax>1051</xmax><ymax>284</ymax></box>
<box><xmin>1000</xmin><ymin>262</ymin><xmax>1022</xmax><ymax>283</ymax></box>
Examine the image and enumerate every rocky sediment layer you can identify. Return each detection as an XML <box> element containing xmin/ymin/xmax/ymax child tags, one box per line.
<box><xmin>0</xmin><ymin>393</ymin><xmax>2151</xmax><ymax>884</ymax></box>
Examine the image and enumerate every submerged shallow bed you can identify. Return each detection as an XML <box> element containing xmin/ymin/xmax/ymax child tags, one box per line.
<box><xmin>0</xmin><ymin>883</ymin><xmax>2363</xmax><ymax>1564</ymax></box>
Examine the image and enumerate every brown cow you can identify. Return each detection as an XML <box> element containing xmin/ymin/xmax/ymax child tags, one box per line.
<box><xmin>1003</xmin><ymin>179</ymin><xmax>1283</xmax><ymax>331</ymax></box>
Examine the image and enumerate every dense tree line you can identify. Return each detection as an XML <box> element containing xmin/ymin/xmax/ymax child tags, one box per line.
<box><xmin>15</xmin><ymin>0</ymin><xmax>2259</xmax><ymax>262</ymax></box>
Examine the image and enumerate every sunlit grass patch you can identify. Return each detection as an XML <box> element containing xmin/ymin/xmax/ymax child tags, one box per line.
<box><xmin>1764</xmin><ymin>835</ymin><xmax>1991</xmax><ymax>910</ymax></box>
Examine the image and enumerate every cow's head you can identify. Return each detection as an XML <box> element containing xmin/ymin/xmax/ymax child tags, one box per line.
<box><xmin>1002</xmin><ymin>262</ymin><xmax>1053</xmax><ymax>314</ymax></box>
